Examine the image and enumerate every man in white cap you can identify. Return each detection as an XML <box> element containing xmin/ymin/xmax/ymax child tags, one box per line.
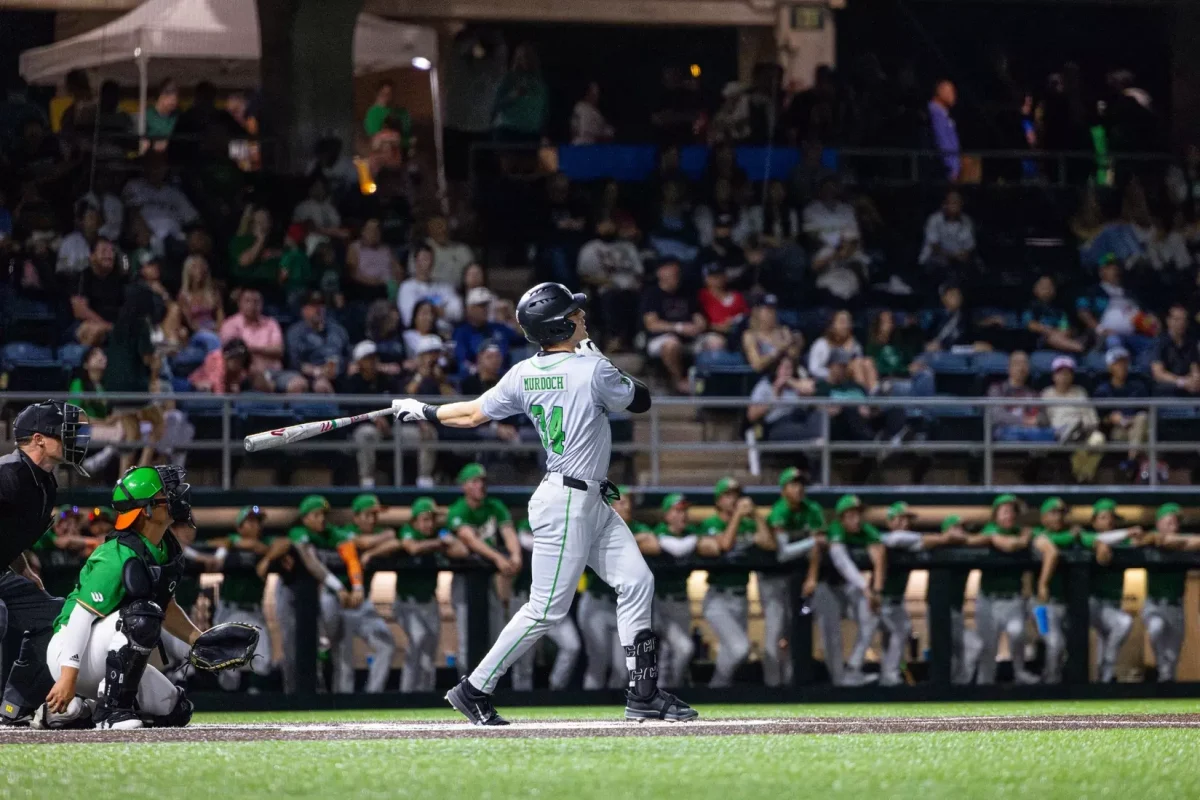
<box><xmin>1092</xmin><ymin>346</ymin><xmax>1149</xmax><ymax>481</ymax></box>
<box><xmin>1041</xmin><ymin>354</ymin><xmax>1104</xmax><ymax>482</ymax></box>
<box><xmin>454</xmin><ymin>287</ymin><xmax>510</xmax><ymax>373</ymax></box>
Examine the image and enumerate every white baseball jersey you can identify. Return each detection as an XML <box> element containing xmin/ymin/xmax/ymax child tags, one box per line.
<box><xmin>479</xmin><ymin>352</ymin><xmax>634</xmax><ymax>481</ymax></box>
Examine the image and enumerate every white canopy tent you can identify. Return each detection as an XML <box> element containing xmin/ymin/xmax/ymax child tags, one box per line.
<box><xmin>20</xmin><ymin>0</ymin><xmax>445</xmax><ymax>197</ymax></box>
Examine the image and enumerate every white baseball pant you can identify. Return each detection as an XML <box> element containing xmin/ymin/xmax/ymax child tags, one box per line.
<box><xmin>333</xmin><ymin>600</ymin><xmax>396</xmax><ymax>694</ymax></box>
<box><xmin>468</xmin><ymin>475</ymin><xmax>654</xmax><ymax>694</ymax></box>
<box><xmin>1143</xmin><ymin>599</ymin><xmax>1185</xmax><ymax>682</ymax></box>
<box><xmin>758</xmin><ymin>574</ymin><xmax>792</xmax><ymax>687</ymax></box>
<box><xmin>653</xmin><ymin>597</ymin><xmax>695</xmax><ymax>687</ymax></box>
<box><xmin>702</xmin><ymin>589</ymin><xmax>750</xmax><ymax>688</ymax></box>
<box><xmin>1089</xmin><ymin>598</ymin><xmax>1132</xmax><ymax>683</ymax></box>
<box><xmin>213</xmin><ymin>603</ymin><xmax>273</xmax><ymax>691</ymax></box>
<box><xmin>275</xmin><ymin>583</ymin><xmax>345</xmax><ymax>694</ymax></box>
<box><xmin>878</xmin><ymin>598</ymin><xmax>910</xmax><ymax>685</ymax></box>
<box><xmin>810</xmin><ymin>582</ymin><xmax>876</xmax><ymax>686</ymax></box>
<box><xmin>951</xmin><ymin>607</ymin><xmax>982</xmax><ymax>685</ymax></box>
<box><xmin>974</xmin><ymin>595</ymin><xmax>1034</xmax><ymax>684</ymax></box>
<box><xmin>46</xmin><ymin>613</ymin><xmax>181</xmax><ymax>716</ymax></box>
<box><xmin>510</xmin><ymin>588</ymin><xmax>581</xmax><ymax>690</ymax></box>
<box><xmin>395</xmin><ymin>598</ymin><xmax>440</xmax><ymax>693</ymax></box>
<box><xmin>1039</xmin><ymin>600</ymin><xmax>1068</xmax><ymax>684</ymax></box>
<box><xmin>578</xmin><ymin>592</ymin><xmax>626</xmax><ymax>689</ymax></box>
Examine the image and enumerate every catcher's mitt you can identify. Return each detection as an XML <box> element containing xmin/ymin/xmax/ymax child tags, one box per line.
<box><xmin>188</xmin><ymin>622</ymin><xmax>260</xmax><ymax>671</ymax></box>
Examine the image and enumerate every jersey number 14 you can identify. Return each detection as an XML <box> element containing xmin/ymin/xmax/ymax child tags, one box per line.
<box><xmin>530</xmin><ymin>404</ymin><xmax>566</xmax><ymax>455</ymax></box>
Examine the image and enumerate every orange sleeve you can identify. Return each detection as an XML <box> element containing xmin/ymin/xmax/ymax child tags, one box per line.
<box><xmin>337</xmin><ymin>541</ymin><xmax>364</xmax><ymax>590</ymax></box>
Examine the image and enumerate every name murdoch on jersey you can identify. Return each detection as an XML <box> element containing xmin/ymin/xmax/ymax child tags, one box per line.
<box><xmin>523</xmin><ymin>375</ymin><xmax>567</xmax><ymax>392</ymax></box>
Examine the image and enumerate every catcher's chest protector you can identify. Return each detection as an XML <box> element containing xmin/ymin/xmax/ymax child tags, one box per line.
<box><xmin>116</xmin><ymin>531</ymin><xmax>186</xmax><ymax>609</ymax></box>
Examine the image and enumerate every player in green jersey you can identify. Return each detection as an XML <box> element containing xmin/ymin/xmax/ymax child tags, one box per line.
<box><xmin>580</xmin><ymin>487</ymin><xmax>648</xmax><ymax>689</ymax></box>
<box><xmin>636</xmin><ymin>494</ymin><xmax>699</xmax><ymax>686</ymax></box>
<box><xmin>1141</xmin><ymin>503</ymin><xmax>1194</xmax><ymax>681</ymax></box>
<box><xmin>1030</xmin><ymin>496</ymin><xmax>1082</xmax><ymax>684</ymax></box>
<box><xmin>806</xmin><ymin>495</ymin><xmax>885</xmax><ymax>686</ymax></box>
<box><xmin>42</xmin><ymin>466</ymin><xmax>202</xmax><ymax>730</ymax></box>
<box><xmin>1080</xmin><ymin>498</ymin><xmax>1145</xmax><ymax>683</ymax></box>
<box><xmin>762</xmin><ymin>466</ymin><xmax>824</xmax><ymax>686</ymax></box>
<box><xmin>973</xmin><ymin>494</ymin><xmax>1037</xmax><ymax>685</ymax></box>
<box><xmin>697</xmin><ymin>477</ymin><xmax>772</xmax><ymax>687</ymax></box>
<box><xmin>206</xmin><ymin>506</ymin><xmax>275</xmax><ymax>691</ymax></box>
<box><xmin>446</xmin><ymin>463</ymin><xmax>520</xmax><ymax>678</ymax></box>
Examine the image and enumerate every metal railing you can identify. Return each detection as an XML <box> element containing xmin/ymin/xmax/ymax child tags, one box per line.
<box><xmin>5</xmin><ymin>391</ymin><xmax>1200</xmax><ymax>491</ymax></box>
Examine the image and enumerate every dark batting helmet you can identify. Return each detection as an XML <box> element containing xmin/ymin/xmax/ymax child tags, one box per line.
<box><xmin>516</xmin><ymin>282</ymin><xmax>586</xmax><ymax>346</ymax></box>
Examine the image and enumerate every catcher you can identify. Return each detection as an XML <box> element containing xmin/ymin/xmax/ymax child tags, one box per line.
<box><xmin>37</xmin><ymin>466</ymin><xmax>257</xmax><ymax>730</ymax></box>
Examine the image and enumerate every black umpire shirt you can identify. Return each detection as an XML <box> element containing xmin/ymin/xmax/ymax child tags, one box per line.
<box><xmin>0</xmin><ymin>449</ymin><xmax>58</xmax><ymax>570</ymax></box>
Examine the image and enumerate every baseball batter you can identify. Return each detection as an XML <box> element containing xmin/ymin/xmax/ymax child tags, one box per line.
<box><xmin>394</xmin><ymin>282</ymin><xmax>697</xmax><ymax>723</ymax></box>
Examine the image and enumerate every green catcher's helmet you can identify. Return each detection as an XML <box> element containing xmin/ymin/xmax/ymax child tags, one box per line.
<box><xmin>112</xmin><ymin>465</ymin><xmax>192</xmax><ymax>530</ymax></box>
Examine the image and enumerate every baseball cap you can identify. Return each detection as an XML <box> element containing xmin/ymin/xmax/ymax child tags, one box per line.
<box><xmin>660</xmin><ymin>493</ymin><xmax>689</xmax><ymax>512</ymax></box>
<box><xmin>456</xmin><ymin>463</ymin><xmax>487</xmax><ymax>484</ymax></box>
<box><xmin>1105</xmin><ymin>346</ymin><xmax>1130</xmax><ymax>366</ymax></box>
<box><xmin>411</xmin><ymin>497</ymin><xmax>437</xmax><ymax>518</ymax></box>
<box><xmin>286</xmin><ymin>222</ymin><xmax>307</xmax><ymax>243</ymax></box>
<box><xmin>236</xmin><ymin>505</ymin><xmax>265</xmax><ymax>526</ymax></box>
<box><xmin>992</xmin><ymin>493</ymin><xmax>1019</xmax><ymax>510</ymax></box>
<box><xmin>298</xmin><ymin>495</ymin><xmax>330</xmax><ymax>517</ymax></box>
<box><xmin>1051</xmin><ymin>355</ymin><xmax>1076</xmax><ymax>373</ymax></box>
<box><xmin>351</xmin><ymin>493</ymin><xmax>384</xmax><ymax>514</ymax></box>
<box><xmin>352</xmin><ymin>340</ymin><xmax>378</xmax><ymax>363</ymax></box>
<box><xmin>1092</xmin><ymin>498</ymin><xmax>1118</xmax><ymax>516</ymax></box>
<box><xmin>941</xmin><ymin>514</ymin><xmax>963</xmax><ymax>532</ymax></box>
<box><xmin>887</xmin><ymin>502</ymin><xmax>914</xmax><ymax>521</ymax></box>
<box><xmin>89</xmin><ymin>506</ymin><xmax>116</xmax><ymax>523</ymax></box>
<box><xmin>1040</xmin><ymin>497</ymin><xmax>1066</xmax><ymax>514</ymax></box>
<box><xmin>779</xmin><ymin>466</ymin><xmax>807</xmax><ymax>487</ymax></box>
<box><xmin>1157</xmin><ymin>502</ymin><xmax>1182</xmax><ymax>521</ymax></box>
<box><xmin>466</xmin><ymin>287</ymin><xmax>495</xmax><ymax>306</ymax></box>
<box><xmin>834</xmin><ymin>494</ymin><xmax>863</xmax><ymax>516</ymax></box>
<box><xmin>415</xmin><ymin>334</ymin><xmax>444</xmax><ymax>356</ymax></box>
<box><xmin>714</xmin><ymin>477</ymin><xmax>741</xmax><ymax>499</ymax></box>
<box><xmin>302</xmin><ymin>290</ymin><xmax>325</xmax><ymax>307</ymax></box>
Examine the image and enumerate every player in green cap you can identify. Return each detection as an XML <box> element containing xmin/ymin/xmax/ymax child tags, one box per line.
<box><xmin>1140</xmin><ymin>503</ymin><xmax>1195</xmax><ymax>681</ymax></box>
<box><xmin>761</xmin><ymin>466</ymin><xmax>824</xmax><ymax>686</ymax></box>
<box><xmin>974</xmin><ymin>493</ymin><xmax>1037</xmax><ymax>685</ymax></box>
<box><xmin>1078</xmin><ymin>498</ymin><xmax>1145</xmax><ymax>683</ymax></box>
<box><xmin>579</xmin><ymin>487</ymin><xmax>649</xmax><ymax>689</ymax></box>
<box><xmin>636</xmin><ymin>494</ymin><xmax>701</xmax><ymax>686</ymax></box>
<box><xmin>1030</xmin><ymin>496</ymin><xmax>1082</xmax><ymax>684</ymax></box>
<box><xmin>696</xmin><ymin>477</ymin><xmax>772</xmax><ymax>688</ymax></box>
<box><xmin>510</xmin><ymin>513</ymin><xmax>581</xmax><ymax>691</ymax></box>
<box><xmin>362</xmin><ymin>498</ymin><xmax>469</xmax><ymax>692</ymax></box>
<box><xmin>205</xmin><ymin>506</ymin><xmax>275</xmax><ymax>692</ymax></box>
<box><xmin>446</xmin><ymin>463</ymin><xmax>520</xmax><ymax>679</ymax></box>
<box><xmin>806</xmin><ymin>494</ymin><xmax>885</xmax><ymax>686</ymax></box>
<box><xmin>41</xmin><ymin>465</ymin><xmax>201</xmax><ymax>730</ymax></box>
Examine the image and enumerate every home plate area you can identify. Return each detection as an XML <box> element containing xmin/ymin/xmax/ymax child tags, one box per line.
<box><xmin>5</xmin><ymin>714</ymin><xmax>1200</xmax><ymax>744</ymax></box>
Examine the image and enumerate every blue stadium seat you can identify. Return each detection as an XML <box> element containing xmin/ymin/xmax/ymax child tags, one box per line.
<box><xmin>1080</xmin><ymin>350</ymin><xmax>1108</xmax><ymax>375</ymax></box>
<box><xmin>57</xmin><ymin>343</ymin><xmax>89</xmax><ymax>370</ymax></box>
<box><xmin>2</xmin><ymin>342</ymin><xmax>63</xmax><ymax>392</ymax></box>
<box><xmin>926</xmin><ymin>352</ymin><xmax>972</xmax><ymax>374</ymax></box>
<box><xmin>1029</xmin><ymin>350</ymin><xmax>1061</xmax><ymax>376</ymax></box>
<box><xmin>972</xmin><ymin>351</ymin><xmax>1010</xmax><ymax>376</ymax></box>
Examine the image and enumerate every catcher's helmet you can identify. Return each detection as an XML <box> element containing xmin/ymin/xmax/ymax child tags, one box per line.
<box><xmin>516</xmin><ymin>282</ymin><xmax>586</xmax><ymax>346</ymax></box>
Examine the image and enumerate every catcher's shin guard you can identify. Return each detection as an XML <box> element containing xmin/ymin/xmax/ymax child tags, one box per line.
<box><xmin>103</xmin><ymin>600</ymin><xmax>165</xmax><ymax>711</ymax></box>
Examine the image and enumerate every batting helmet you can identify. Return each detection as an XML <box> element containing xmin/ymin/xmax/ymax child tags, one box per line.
<box><xmin>516</xmin><ymin>282</ymin><xmax>586</xmax><ymax>346</ymax></box>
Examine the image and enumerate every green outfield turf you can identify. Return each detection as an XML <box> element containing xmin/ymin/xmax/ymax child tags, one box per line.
<box><xmin>1</xmin><ymin>701</ymin><xmax>1197</xmax><ymax>800</ymax></box>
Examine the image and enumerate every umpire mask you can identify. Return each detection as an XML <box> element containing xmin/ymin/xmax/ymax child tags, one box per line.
<box><xmin>14</xmin><ymin>400</ymin><xmax>91</xmax><ymax>476</ymax></box>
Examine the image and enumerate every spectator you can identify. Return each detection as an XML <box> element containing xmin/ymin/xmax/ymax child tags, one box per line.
<box><xmin>641</xmin><ymin>259</ymin><xmax>706</xmax><ymax>394</ymax></box>
<box><xmin>709</xmin><ymin>81</ymin><xmax>751</xmax><ymax>144</ymax></box>
<box><xmin>818</xmin><ymin>350</ymin><xmax>906</xmax><ymax>443</ymax></box>
<box><xmin>104</xmin><ymin>283</ymin><xmax>160</xmax><ymax>397</ymax></box>
<box><xmin>403</xmin><ymin>299</ymin><xmax>442</xmax><ymax>362</ymax></box>
<box><xmin>695</xmin><ymin>177</ymin><xmax>747</xmax><ymax>249</ymax></box>
<box><xmin>93</xmin><ymin>79</ymin><xmax>134</xmax><ymax>159</ymax></box>
<box><xmin>576</xmin><ymin>217</ymin><xmax>643</xmax><ymax>351</ymax></box>
<box><xmin>867</xmin><ymin>309</ymin><xmax>933</xmax><ymax>397</ymax></box>
<box><xmin>140</xmin><ymin>78</ymin><xmax>179</xmax><ymax>152</ymax></box>
<box><xmin>136</xmin><ymin>257</ymin><xmax>187</xmax><ymax>348</ymax></box>
<box><xmin>922</xmin><ymin>281</ymin><xmax>992</xmax><ymax>353</ymax></box>
<box><xmin>346</xmin><ymin>218</ymin><xmax>399</xmax><ymax>303</ymax></box>
<box><xmin>570</xmin><ymin>81</ymin><xmax>613</xmax><ymax>144</ymax></box>
<box><xmin>397</xmin><ymin>243</ymin><xmax>463</xmax><ymax>327</ymax></box>
<box><xmin>229</xmin><ymin>205</ymin><xmax>285</xmax><ymax>297</ymax></box>
<box><xmin>808</xmin><ymin>309</ymin><xmax>878</xmax><ymax>392</ymax></box>
<box><xmin>67</xmin><ymin>346</ymin><xmax>111</xmax><ymax>422</ymax></box>
<box><xmin>286</xmin><ymin>291</ymin><xmax>350</xmax><ymax>393</ymax></box>
<box><xmin>220</xmin><ymin>289</ymin><xmax>290</xmax><ymax>388</ymax></box>
<box><xmin>79</xmin><ymin>170</ymin><xmax>125</xmax><ymax>241</ymax></box>
<box><xmin>57</xmin><ymin>69</ymin><xmax>95</xmax><ymax>154</ymax></box>
<box><xmin>281</xmin><ymin>224</ymin><xmax>315</xmax><ymax>306</ymax></box>
<box><xmin>453</xmin><ymin>288</ymin><xmax>510</xmax><ymax>371</ymax></box>
<box><xmin>12</xmin><ymin>231</ymin><xmax>57</xmax><ymax>306</ymax></box>
<box><xmin>1150</xmin><ymin>304</ymin><xmax>1200</xmax><ymax>396</ymax></box>
<box><xmin>443</xmin><ymin>28</ymin><xmax>508</xmax><ymax>182</ymax></box>
<box><xmin>650</xmin><ymin>65</ymin><xmax>704</xmax><ymax>146</ymax></box>
<box><xmin>918</xmin><ymin>190</ymin><xmax>977</xmax><ymax>276</ymax></box>
<box><xmin>365</xmin><ymin>298</ymin><xmax>402</xmax><ymax>346</ymax></box>
<box><xmin>1146</xmin><ymin>209</ymin><xmax>1192</xmax><ymax>273</ymax></box>
<box><xmin>292</xmin><ymin>175</ymin><xmax>347</xmax><ymax>241</ymax></box>
<box><xmin>748</xmin><ymin>355</ymin><xmax>821</xmax><ymax>442</ymax></box>
<box><xmin>491</xmin><ymin>43</ymin><xmax>549</xmax><ymax>142</ymax></box>
<box><xmin>987</xmin><ymin>351</ymin><xmax>1052</xmax><ymax>441</ymax></box>
<box><xmin>536</xmin><ymin>172</ymin><xmax>589</xmax><ymax>287</ymax></box>
<box><xmin>421</xmin><ymin>215</ymin><xmax>475</xmax><ymax>287</ymax></box>
<box><xmin>177</xmin><ymin>255</ymin><xmax>223</xmax><ymax>338</ymax></box>
<box><xmin>122</xmin><ymin>153</ymin><xmax>199</xmax><ymax>254</ymax></box>
<box><xmin>306</xmin><ymin>136</ymin><xmax>358</xmax><ymax>199</ymax></box>
<box><xmin>802</xmin><ymin>176</ymin><xmax>868</xmax><ymax>303</ymax></box>
<box><xmin>747</xmin><ymin>180</ymin><xmax>801</xmax><ymax>248</ymax></box>
<box><xmin>461</xmin><ymin>262</ymin><xmax>488</xmax><ymax>297</ymax></box>
<box><xmin>1077</xmin><ymin>256</ymin><xmax>1156</xmax><ymax>356</ymax></box>
<box><xmin>404</xmin><ymin>335</ymin><xmax>456</xmax><ymax>396</ymax></box>
<box><xmin>742</xmin><ymin>295</ymin><xmax>802</xmax><ymax>374</ymax></box>
<box><xmin>697</xmin><ymin>263</ymin><xmax>749</xmax><ymax>350</ymax></box>
<box><xmin>56</xmin><ymin>203</ymin><xmax>102</xmax><ymax>277</ymax></box>
<box><xmin>1023</xmin><ymin>275</ymin><xmax>1084</xmax><ymax>353</ymax></box>
<box><xmin>646</xmin><ymin>179</ymin><xmax>700</xmax><ymax>269</ymax></box>
<box><xmin>1166</xmin><ymin>143</ymin><xmax>1200</xmax><ymax>212</ymax></box>
<box><xmin>929</xmin><ymin>79</ymin><xmax>960</xmax><ymax>181</ymax></box>
<box><xmin>1041</xmin><ymin>356</ymin><xmax>1104</xmax><ymax>483</ymax></box>
<box><xmin>363</xmin><ymin>80</ymin><xmax>412</xmax><ymax>149</ymax></box>
<box><xmin>1093</xmin><ymin>346</ymin><xmax>1149</xmax><ymax>480</ymax></box>
<box><xmin>189</xmin><ymin>338</ymin><xmax>251</xmax><ymax>394</ymax></box>
<box><xmin>72</xmin><ymin>238</ymin><xmax>126</xmax><ymax>346</ymax></box>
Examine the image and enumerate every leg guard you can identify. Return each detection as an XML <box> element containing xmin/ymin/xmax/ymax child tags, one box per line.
<box><xmin>625</xmin><ymin>629</ymin><xmax>658</xmax><ymax>700</ymax></box>
<box><xmin>148</xmin><ymin>689</ymin><xmax>193</xmax><ymax>728</ymax></box>
<box><xmin>104</xmin><ymin>601</ymin><xmax>165</xmax><ymax>710</ymax></box>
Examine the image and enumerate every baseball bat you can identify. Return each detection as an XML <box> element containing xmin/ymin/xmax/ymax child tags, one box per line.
<box><xmin>243</xmin><ymin>407</ymin><xmax>393</xmax><ymax>453</ymax></box>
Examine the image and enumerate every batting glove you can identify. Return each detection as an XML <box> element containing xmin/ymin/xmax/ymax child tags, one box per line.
<box><xmin>574</xmin><ymin>338</ymin><xmax>608</xmax><ymax>360</ymax></box>
<box><xmin>392</xmin><ymin>398</ymin><xmax>426</xmax><ymax>422</ymax></box>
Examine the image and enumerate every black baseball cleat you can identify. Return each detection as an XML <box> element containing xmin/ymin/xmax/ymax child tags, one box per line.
<box><xmin>94</xmin><ymin>704</ymin><xmax>143</xmax><ymax>731</ymax></box>
<box><xmin>625</xmin><ymin>689</ymin><xmax>699</xmax><ymax>722</ymax></box>
<box><xmin>445</xmin><ymin>678</ymin><xmax>510</xmax><ymax>726</ymax></box>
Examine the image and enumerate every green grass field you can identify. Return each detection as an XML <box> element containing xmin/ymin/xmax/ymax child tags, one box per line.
<box><xmin>3</xmin><ymin>700</ymin><xmax>1198</xmax><ymax>800</ymax></box>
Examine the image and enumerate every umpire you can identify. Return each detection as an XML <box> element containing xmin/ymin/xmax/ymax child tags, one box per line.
<box><xmin>0</xmin><ymin>400</ymin><xmax>90</xmax><ymax>725</ymax></box>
